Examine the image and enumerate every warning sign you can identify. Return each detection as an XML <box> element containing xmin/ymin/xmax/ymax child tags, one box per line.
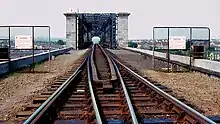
<box><xmin>169</xmin><ymin>36</ymin><xmax>186</xmax><ymax>50</ymax></box>
<box><xmin>15</xmin><ymin>35</ymin><xmax>33</xmax><ymax>49</ymax></box>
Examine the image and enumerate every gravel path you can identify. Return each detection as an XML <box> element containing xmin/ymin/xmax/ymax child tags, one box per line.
<box><xmin>110</xmin><ymin>49</ymin><xmax>220</xmax><ymax>116</ymax></box>
<box><xmin>0</xmin><ymin>50</ymin><xmax>87</xmax><ymax>120</ymax></box>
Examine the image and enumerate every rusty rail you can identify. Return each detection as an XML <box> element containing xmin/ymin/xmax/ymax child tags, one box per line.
<box><xmin>110</xmin><ymin>57</ymin><xmax>138</xmax><ymax>123</ymax></box>
<box><xmin>91</xmin><ymin>44</ymin><xmax>117</xmax><ymax>82</ymax></box>
<box><xmin>88</xmin><ymin>44</ymin><xmax>137</xmax><ymax>123</ymax></box>
<box><xmin>17</xmin><ymin>45</ymin><xmax>216</xmax><ymax>123</ymax></box>
<box><xmin>110</xmin><ymin>52</ymin><xmax>216</xmax><ymax>124</ymax></box>
<box><xmin>99</xmin><ymin>44</ymin><xmax>117</xmax><ymax>81</ymax></box>
<box><xmin>24</xmin><ymin>56</ymin><xmax>88</xmax><ymax>124</ymax></box>
<box><xmin>22</xmin><ymin>50</ymin><xmax>96</xmax><ymax>123</ymax></box>
<box><xmin>87</xmin><ymin>52</ymin><xmax>102</xmax><ymax>124</ymax></box>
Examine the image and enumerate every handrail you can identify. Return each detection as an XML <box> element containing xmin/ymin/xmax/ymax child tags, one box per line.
<box><xmin>112</xmin><ymin>56</ymin><xmax>216</xmax><ymax>124</ymax></box>
<box><xmin>24</xmin><ymin>51</ymin><xmax>89</xmax><ymax>124</ymax></box>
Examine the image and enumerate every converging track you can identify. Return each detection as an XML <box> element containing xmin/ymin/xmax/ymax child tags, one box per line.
<box><xmin>16</xmin><ymin>44</ymin><xmax>216</xmax><ymax>124</ymax></box>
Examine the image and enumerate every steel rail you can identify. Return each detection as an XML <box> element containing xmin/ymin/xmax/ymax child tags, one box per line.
<box><xmin>24</xmin><ymin>52</ymin><xmax>90</xmax><ymax>124</ymax></box>
<box><xmin>87</xmin><ymin>46</ymin><xmax>103</xmax><ymax>124</ymax></box>
<box><xmin>112</xmin><ymin>56</ymin><xmax>216</xmax><ymax>124</ymax></box>
<box><xmin>110</xmin><ymin>57</ymin><xmax>139</xmax><ymax>124</ymax></box>
<box><xmin>98</xmin><ymin>44</ymin><xmax>117</xmax><ymax>80</ymax></box>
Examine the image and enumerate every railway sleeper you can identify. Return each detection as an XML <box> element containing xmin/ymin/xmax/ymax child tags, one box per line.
<box><xmin>36</xmin><ymin>95</ymin><xmax>51</xmax><ymax>98</ymax></box>
<box><xmin>132</xmin><ymin>97</ymin><xmax>151</xmax><ymax>101</ymax></box>
<box><xmin>59</xmin><ymin>111</ymin><xmax>93</xmax><ymax>119</ymax></box>
<box><xmin>24</xmin><ymin>104</ymin><xmax>41</xmax><ymax>111</ymax></box>
<box><xmin>125</xmin><ymin>80</ymin><xmax>138</xmax><ymax>85</ymax></box>
<box><xmin>51</xmin><ymin>85</ymin><xmax>62</xmax><ymax>88</ymax></box>
<box><xmin>62</xmin><ymin>103</ymin><xmax>87</xmax><ymax>108</ymax></box>
<box><xmin>33</xmin><ymin>97</ymin><xmax>47</xmax><ymax>104</ymax></box>
<box><xmin>69</xmin><ymin>94</ymin><xmax>86</xmax><ymax>98</ymax></box>
<box><xmin>16</xmin><ymin>111</ymin><xmax>33</xmax><ymax>118</ymax></box>
<box><xmin>129</xmin><ymin>89</ymin><xmax>144</xmax><ymax>93</ymax></box>
<box><xmin>99</xmin><ymin>97</ymin><xmax>121</xmax><ymax>101</ymax></box>
<box><xmin>41</xmin><ymin>91</ymin><xmax>54</xmax><ymax>95</ymax></box>
<box><xmin>68</xmin><ymin>98</ymin><xmax>87</xmax><ymax>101</ymax></box>
<box><xmin>101</xmin><ymin>103</ymin><xmax>122</xmax><ymax>107</ymax></box>
<box><xmin>72</xmin><ymin>91</ymin><xmax>87</xmax><ymax>94</ymax></box>
<box><xmin>47</xmin><ymin>87</ymin><xmax>58</xmax><ymax>91</ymax></box>
<box><xmin>58</xmin><ymin>79</ymin><xmax>68</xmax><ymax>82</ymax></box>
<box><xmin>59</xmin><ymin>77</ymin><xmax>69</xmax><ymax>80</ymax></box>
<box><xmin>53</xmin><ymin>120</ymin><xmax>93</xmax><ymax>124</ymax></box>
<box><xmin>131</xmin><ymin>93</ymin><xmax>149</xmax><ymax>97</ymax></box>
<box><xmin>126</xmin><ymin>83</ymin><xmax>137</xmax><ymax>87</ymax></box>
<box><xmin>135</xmin><ymin>102</ymin><xmax>158</xmax><ymax>107</ymax></box>
<box><xmin>139</xmin><ymin>109</ymin><xmax>176</xmax><ymax>115</ymax></box>
<box><xmin>75</xmin><ymin>84</ymin><xmax>86</xmax><ymax>88</ymax></box>
<box><xmin>94</xmin><ymin>80</ymin><xmax>114</xmax><ymax>93</ymax></box>
<box><xmin>98</xmin><ymin>94</ymin><xmax>119</xmax><ymax>97</ymax></box>
<box><xmin>53</xmin><ymin>82</ymin><xmax>64</xmax><ymax>85</ymax></box>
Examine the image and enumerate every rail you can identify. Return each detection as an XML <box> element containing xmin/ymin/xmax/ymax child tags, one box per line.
<box><xmin>19</xmin><ymin>45</ymin><xmax>216</xmax><ymax>123</ymax></box>
<box><xmin>87</xmin><ymin>51</ymin><xmax>102</xmax><ymax>124</ymax></box>
<box><xmin>110</xmin><ymin>56</ymin><xmax>138</xmax><ymax>124</ymax></box>
<box><xmin>99</xmin><ymin>45</ymin><xmax>117</xmax><ymax>81</ymax></box>
<box><xmin>23</xmin><ymin>50</ymin><xmax>89</xmax><ymax>124</ymax></box>
<box><xmin>91</xmin><ymin>44</ymin><xmax>116</xmax><ymax>82</ymax></box>
<box><xmin>111</xmin><ymin>55</ymin><xmax>216</xmax><ymax>124</ymax></box>
<box><xmin>90</xmin><ymin>45</ymin><xmax>99</xmax><ymax>81</ymax></box>
<box><xmin>89</xmin><ymin>44</ymin><xmax>138</xmax><ymax>123</ymax></box>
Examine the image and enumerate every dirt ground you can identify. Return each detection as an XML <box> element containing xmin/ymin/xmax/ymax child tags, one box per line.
<box><xmin>142</xmin><ymin>70</ymin><xmax>220</xmax><ymax>116</ymax></box>
<box><xmin>110</xmin><ymin>49</ymin><xmax>220</xmax><ymax>116</ymax></box>
<box><xmin>0</xmin><ymin>49</ymin><xmax>87</xmax><ymax>120</ymax></box>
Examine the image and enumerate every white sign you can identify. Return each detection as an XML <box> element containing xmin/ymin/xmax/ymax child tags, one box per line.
<box><xmin>15</xmin><ymin>35</ymin><xmax>33</xmax><ymax>49</ymax></box>
<box><xmin>169</xmin><ymin>36</ymin><xmax>186</xmax><ymax>49</ymax></box>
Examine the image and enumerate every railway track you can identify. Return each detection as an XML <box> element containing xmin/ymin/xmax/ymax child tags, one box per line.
<box><xmin>15</xmin><ymin>44</ymin><xmax>216</xmax><ymax>124</ymax></box>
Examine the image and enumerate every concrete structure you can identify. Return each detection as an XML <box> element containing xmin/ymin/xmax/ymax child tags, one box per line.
<box><xmin>0</xmin><ymin>47</ymin><xmax>72</xmax><ymax>76</ymax></box>
<box><xmin>123</xmin><ymin>47</ymin><xmax>220</xmax><ymax>76</ymax></box>
<box><xmin>117</xmin><ymin>12</ymin><xmax>130</xmax><ymax>46</ymax></box>
<box><xmin>64</xmin><ymin>13</ymin><xmax>77</xmax><ymax>49</ymax></box>
<box><xmin>63</xmin><ymin>11</ymin><xmax>130</xmax><ymax>49</ymax></box>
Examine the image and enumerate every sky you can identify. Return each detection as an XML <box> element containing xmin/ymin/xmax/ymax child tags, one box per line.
<box><xmin>0</xmin><ymin>0</ymin><xmax>219</xmax><ymax>39</ymax></box>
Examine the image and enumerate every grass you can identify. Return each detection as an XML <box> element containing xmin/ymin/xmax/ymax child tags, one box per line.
<box><xmin>8</xmin><ymin>72</ymin><xmax>20</xmax><ymax>76</ymax></box>
<box><xmin>34</xmin><ymin>62</ymin><xmax>41</xmax><ymax>68</ymax></box>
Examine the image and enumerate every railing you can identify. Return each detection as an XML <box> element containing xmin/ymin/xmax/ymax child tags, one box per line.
<box><xmin>0</xmin><ymin>47</ymin><xmax>72</xmax><ymax>75</ymax></box>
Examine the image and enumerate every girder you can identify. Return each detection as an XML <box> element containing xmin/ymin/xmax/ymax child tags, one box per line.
<box><xmin>77</xmin><ymin>13</ymin><xmax>117</xmax><ymax>49</ymax></box>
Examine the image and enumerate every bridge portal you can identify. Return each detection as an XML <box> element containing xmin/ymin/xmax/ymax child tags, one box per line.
<box><xmin>64</xmin><ymin>12</ymin><xmax>130</xmax><ymax>49</ymax></box>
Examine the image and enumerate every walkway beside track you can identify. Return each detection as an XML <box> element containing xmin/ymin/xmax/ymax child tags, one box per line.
<box><xmin>122</xmin><ymin>47</ymin><xmax>220</xmax><ymax>77</ymax></box>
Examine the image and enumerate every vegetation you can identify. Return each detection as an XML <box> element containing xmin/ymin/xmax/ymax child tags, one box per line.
<box><xmin>57</xmin><ymin>40</ymin><xmax>65</xmax><ymax>45</ymax></box>
<box><xmin>9</xmin><ymin>72</ymin><xmax>20</xmax><ymax>76</ymax></box>
<box><xmin>128</xmin><ymin>41</ymin><xmax>138</xmax><ymax>48</ymax></box>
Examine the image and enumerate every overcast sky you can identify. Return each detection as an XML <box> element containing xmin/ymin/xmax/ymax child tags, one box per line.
<box><xmin>0</xmin><ymin>0</ymin><xmax>219</xmax><ymax>39</ymax></box>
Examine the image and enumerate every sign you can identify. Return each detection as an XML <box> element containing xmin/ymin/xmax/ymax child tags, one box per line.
<box><xmin>15</xmin><ymin>35</ymin><xmax>33</xmax><ymax>49</ymax></box>
<box><xmin>169</xmin><ymin>36</ymin><xmax>186</xmax><ymax>49</ymax></box>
